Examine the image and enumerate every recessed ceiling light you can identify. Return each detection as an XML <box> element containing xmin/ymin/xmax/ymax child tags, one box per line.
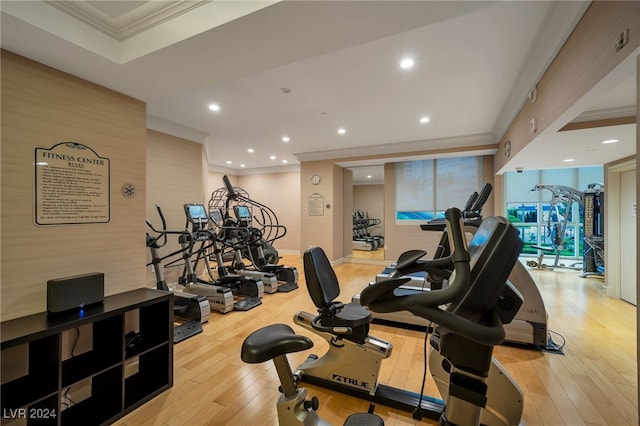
<box><xmin>240</xmin><ymin>164</ymin><xmax>245</xmax><ymax>168</ymax></box>
<box><xmin>225</xmin><ymin>160</ymin><xmax>232</xmax><ymax>165</ymax></box>
<box><xmin>247</xmin><ymin>148</ymin><xmax>255</xmax><ymax>153</ymax></box>
<box><xmin>208</xmin><ymin>103</ymin><xmax>220</xmax><ymax>111</ymax></box>
<box><xmin>282</xmin><ymin>159</ymin><xmax>288</xmax><ymax>164</ymax></box>
<box><xmin>270</xmin><ymin>155</ymin><xmax>276</xmax><ymax>160</ymax></box>
<box><xmin>563</xmin><ymin>158</ymin><xmax>575</xmax><ymax>162</ymax></box>
<box><xmin>400</xmin><ymin>58</ymin><xmax>414</xmax><ymax>69</ymax></box>
<box><xmin>282</xmin><ymin>136</ymin><xmax>290</xmax><ymax>142</ymax></box>
<box><xmin>367</xmin><ymin>175</ymin><xmax>372</xmax><ymax>179</ymax></box>
<box><xmin>602</xmin><ymin>139</ymin><xmax>619</xmax><ymax>144</ymax></box>
<box><xmin>337</xmin><ymin>128</ymin><xmax>346</xmax><ymax>135</ymax></box>
<box><xmin>420</xmin><ymin>116</ymin><xmax>430</xmax><ymax>124</ymax></box>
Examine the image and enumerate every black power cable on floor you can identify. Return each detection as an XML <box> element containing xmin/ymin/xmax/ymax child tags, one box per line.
<box><xmin>413</xmin><ymin>321</ymin><xmax>433</xmax><ymax>421</ymax></box>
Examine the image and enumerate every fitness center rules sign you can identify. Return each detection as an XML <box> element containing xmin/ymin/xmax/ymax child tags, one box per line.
<box><xmin>34</xmin><ymin>142</ymin><xmax>110</xmax><ymax>225</ymax></box>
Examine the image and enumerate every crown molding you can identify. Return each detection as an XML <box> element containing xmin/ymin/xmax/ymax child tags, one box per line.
<box><xmin>45</xmin><ymin>1</ymin><xmax>209</xmax><ymax>41</ymax></box>
<box><xmin>208</xmin><ymin>164</ymin><xmax>300</xmax><ymax>176</ymax></box>
<box><xmin>147</xmin><ymin>116</ymin><xmax>209</xmax><ymax>143</ymax></box>
<box><xmin>295</xmin><ymin>133</ymin><xmax>497</xmax><ymax>163</ymax></box>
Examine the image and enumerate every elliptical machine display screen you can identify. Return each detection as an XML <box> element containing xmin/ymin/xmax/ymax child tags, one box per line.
<box><xmin>185</xmin><ymin>204</ymin><xmax>208</xmax><ymax>223</ymax></box>
<box><xmin>234</xmin><ymin>205</ymin><xmax>252</xmax><ymax>226</ymax></box>
<box><xmin>209</xmin><ymin>209</ymin><xmax>223</xmax><ymax>225</ymax></box>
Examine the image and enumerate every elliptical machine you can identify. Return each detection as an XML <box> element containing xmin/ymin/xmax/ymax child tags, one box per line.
<box><xmin>147</xmin><ymin>204</ymin><xmax>236</xmax><ymax>314</ymax></box>
<box><xmin>145</xmin><ymin>205</ymin><xmax>209</xmax><ymax>343</ymax></box>
<box><xmin>180</xmin><ymin>203</ymin><xmax>263</xmax><ymax>311</ymax></box>
<box><xmin>211</xmin><ymin>206</ymin><xmax>280</xmax><ymax>294</ymax></box>
<box><xmin>291</xmin><ymin>208</ymin><xmax>525</xmax><ymax>425</ymax></box>
<box><xmin>208</xmin><ymin>175</ymin><xmax>299</xmax><ymax>292</ymax></box>
<box><xmin>352</xmin><ymin>210</ymin><xmax>383</xmax><ymax>251</ymax></box>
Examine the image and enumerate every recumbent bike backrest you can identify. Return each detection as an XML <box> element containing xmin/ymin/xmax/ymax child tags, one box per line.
<box><xmin>303</xmin><ymin>247</ymin><xmax>341</xmax><ymax>308</ymax></box>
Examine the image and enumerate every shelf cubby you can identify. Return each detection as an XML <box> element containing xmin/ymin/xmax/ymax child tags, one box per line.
<box><xmin>126</xmin><ymin>300</ymin><xmax>171</xmax><ymax>358</ymax></box>
<box><xmin>61</xmin><ymin>314</ymin><xmax>123</xmax><ymax>387</ymax></box>
<box><xmin>1</xmin><ymin>335</ymin><xmax>59</xmax><ymax>410</ymax></box>
<box><xmin>124</xmin><ymin>344</ymin><xmax>170</xmax><ymax>409</ymax></box>
<box><xmin>60</xmin><ymin>366</ymin><xmax>122</xmax><ymax>426</ymax></box>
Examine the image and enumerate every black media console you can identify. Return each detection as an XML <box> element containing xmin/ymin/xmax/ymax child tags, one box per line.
<box><xmin>1</xmin><ymin>288</ymin><xmax>173</xmax><ymax>425</ymax></box>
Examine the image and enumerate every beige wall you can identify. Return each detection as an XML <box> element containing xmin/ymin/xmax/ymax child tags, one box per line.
<box><xmin>146</xmin><ymin>130</ymin><xmax>205</xmax><ymax>288</ymax></box>
<box><xmin>332</xmin><ymin>164</ymin><xmax>345</xmax><ymax>259</ymax></box>
<box><xmin>300</xmin><ymin>160</ymin><xmax>344</xmax><ymax>260</ymax></box>
<box><xmin>1</xmin><ymin>50</ymin><xmax>147</xmax><ymax>321</ymax></box>
<box><xmin>492</xmin><ymin>174</ymin><xmax>505</xmax><ymax>217</ymax></box>
<box><xmin>234</xmin><ymin>171</ymin><xmax>301</xmax><ymax>253</ymax></box>
<box><xmin>206</xmin><ymin>170</ymin><xmax>234</xmax><ymax>206</ymax></box>
<box><xmin>205</xmin><ymin>171</ymin><xmax>301</xmax><ymax>253</ymax></box>
<box><xmin>343</xmin><ymin>170</ymin><xmax>354</xmax><ymax>258</ymax></box>
<box><xmin>482</xmin><ymin>155</ymin><xmax>496</xmax><ymax>217</ymax></box>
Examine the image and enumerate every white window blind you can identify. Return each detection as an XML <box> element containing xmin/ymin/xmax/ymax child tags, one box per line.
<box><xmin>395</xmin><ymin>156</ymin><xmax>482</xmax><ymax>222</ymax></box>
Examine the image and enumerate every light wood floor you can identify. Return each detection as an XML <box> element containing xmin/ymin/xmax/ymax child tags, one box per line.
<box><xmin>349</xmin><ymin>248</ymin><xmax>385</xmax><ymax>261</ymax></box>
<box><xmin>117</xmin><ymin>255</ymin><xmax>637</xmax><ymax>426</ymax></box>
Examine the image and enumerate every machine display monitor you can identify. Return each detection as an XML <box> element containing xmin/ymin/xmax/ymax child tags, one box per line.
<box><xmin>467</xmin><ymin>217</ymin><xmax>498</xmax><ymax>269</ymax></box>
<box><xmin>235</xmin><ymin>205</ymin><xmax>251</xmax><ymax>221</ymax></box>
<box><xmin>186</xmin><ymin>204</ymin><xmax>208</xmax><ymax>221</ymax></box>
<box><xmin>210</xmin><ymin>210</ymin><xmax>223</xmax><ymax>225</ymax></box>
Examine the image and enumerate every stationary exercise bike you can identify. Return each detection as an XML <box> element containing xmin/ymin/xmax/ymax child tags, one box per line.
<box><xmin>242</xmin><ymin>323</ymin><xmax>384</xmax><ymax>426</ymax></box>
<box><xmin>360</xmin><ymin>209</ymin><xmax>525</xmax><ymax>425</ymax></box>
<box><xmin>357</xmin><ymin>183</ymin><xmax>550</xmax><ymax>349</ymax></box>
<box><xmin>291</xmin><ymin>209</ymin><xmax>524</xmax><ymax>425</ymax></box>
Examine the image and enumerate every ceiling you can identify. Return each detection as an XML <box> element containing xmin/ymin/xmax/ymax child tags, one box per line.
<box><xmin>1</xmin><ymin>1</ymin><xmax>636</xmax><ymax>185</ymax></box>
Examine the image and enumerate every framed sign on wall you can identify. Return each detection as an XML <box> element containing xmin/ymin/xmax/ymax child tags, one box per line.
<box><xmin>34</xmin><ymin>142</ymin><xmax>110</xmax><ymax>225</ymax></box>
<box><xmin>308</xmin><ymin>193</ymin><xmax>324</xmax><ymax>216</ymax></box>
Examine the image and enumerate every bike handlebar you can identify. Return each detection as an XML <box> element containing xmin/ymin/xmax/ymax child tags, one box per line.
<box><xmin>360</xmin><ymin>208</ymin><xmax>470</xmax><ymax>309</ymax></box>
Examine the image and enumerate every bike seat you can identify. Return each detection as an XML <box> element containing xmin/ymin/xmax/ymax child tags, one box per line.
<box><xmin>344</xmin><ymin>412</ymin><xmax>384</xmax><ymax>426</ymax></box>
<box><xmin>241</xmin><ymin>323</ymin><xmax>313</xmax><ymax>363</ymax></box>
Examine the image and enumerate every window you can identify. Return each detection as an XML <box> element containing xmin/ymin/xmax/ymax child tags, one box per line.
<box><xmin>504</xmin><ymin>166</ymin><xmax>603</xmax><ymax>258</ymax></box>
<box><xmin>395</xmin><ymin>156</ymin><xmax>482</xmax><ymax>223</ymax></box>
